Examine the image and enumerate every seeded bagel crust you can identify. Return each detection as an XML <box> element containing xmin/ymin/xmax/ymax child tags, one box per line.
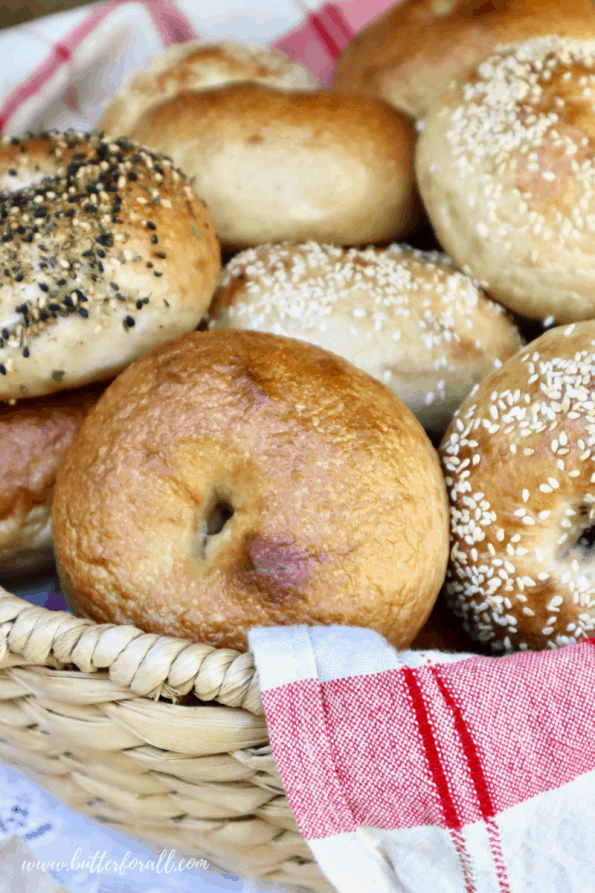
<box><xmin>129</xmin><ymin>83</ymin><xmax>418</xmax><ymax>250</ymax></box>
<box><xmin>416</xmin><ymin>36</ymin><xmax>595</xmax><ymax>323</ymax></box>
<box><xmin>52</xmin><ymin>329</ymin><xmax>450</xmax><ymax>652</ymax></box>
<box><xmin>440</xmin><ymin>319</ymin><xmax>595</xmax><ymax>653</ymax></box>
<box><xmin>0</xmin><ymin>130</ymin><xmax>220</xmax><ymax>400</ymax></box>
<box><xmin>332</xmin><ymin>0</ymin><xmax>595</xmax><ymax>119</ymax></box>
<box><xmin>208</xmin><ymin>241</ymin><xmax>523</xmax><ymax>439</ymax></box>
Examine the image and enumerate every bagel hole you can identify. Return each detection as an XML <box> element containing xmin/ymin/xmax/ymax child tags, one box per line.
<box><xmin>577</xmin><ymin>525</ymin><xmax>595</xmax><ymax>552</ymax></box>
<box><xmin>206</xmin><ymin>499</ymin><xmax>234</xmax><ymax>537</ymax></box>
<box><xmin>199</xmin><ymin>495</ymin><xmax>235</xmax><ymax>560</ymax></box>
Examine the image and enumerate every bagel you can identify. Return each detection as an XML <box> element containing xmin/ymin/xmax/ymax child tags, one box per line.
<box><xmin>331</xmin><ymin>0</ymin><xmax>595</xmax><ymax>119</ymax></box>
<box><xmin>52</xmin><ymin>329</ymin><xmax>450</xmax><ymax>652</ymax></box>
<box><xmin>208</xmin><ymin>241</ymin><xmax>523</xmax><ymax>439</ymax></box>
<box><xmin>0</xmin><ymin>383</ymin><xmax>103</xmax><ymax>576</ymax></box>
<box><xmin>129</xmin><ymin>83</ymin><xmax>419</xmax><ymax>250</ymax></box>
<box><xmin>0</xmin><ymin>130</ymin><xmax>220</xmax><ymax>401</ymax></box>
<box><xmin>99</xmin><ymin>37</ymin><xmax>318</xmax><ymax>138</ymax></box>
<box><xmin>416</xmin><ymin>36</ymin><xmax>595</xmax><ymax>324</ymax></box>
<box><xmin>440</xmin><ymin>319</ymin><xmax>595</xmax><ymax>652</ymax></box>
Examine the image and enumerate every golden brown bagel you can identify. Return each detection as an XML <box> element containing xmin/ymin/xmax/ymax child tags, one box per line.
<box><xmin>99</xmin><ymin>38</ymin><xmax>318</xmax><ymax>138</ymax></box>
<box><xmin>440</xmin><ymin>319</ymin><xmax>595</xmax><ymax>653</ymax></box>
<box><xmin>129</xmin><ymin>83</ymin><xmax>418</xmax><ymax>250</ymax></box>
<box><xmin>0</xmin><ymin>130</ymin><xmax>220</xmax><ymax>401</ymax></box>
<box><xmin>52</xmin><ymin>329</ymin><xmax>450</xmax><ymax>652</ymax></box>
<box><xmin>331</xmin><ymin>0</ymin><xmax>595</xmax><ymax>119</ymax></box>
<box><xmin>0</xmin><ymin>383</ymin><xmax>104</xmax><ymax>576</ymax></box>
<box><xmin>416</xmin><ymin>36</ymin><xmax>595</xmax><ymax>324</ymax></box>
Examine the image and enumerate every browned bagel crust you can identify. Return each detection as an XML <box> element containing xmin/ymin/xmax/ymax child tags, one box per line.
<box><xmin>99</xmin><ymin>38</ymin><xmax>318</xmax><ymax>138</ymax></box>
<box><xmin>52</xmin><ymin>330</ymin><xmax>450</xmax><ymax>652</ymax></box>
<box><xmin>129</xmin><ymin>84</ymin><xmax>418</xmax><ymax>250</ymax></box>
<box><xmin>332</xmin><ymin>0</ymin><xmax>595</xmax><ymax>119</ymax></box>
<box><xmin>0</xmin><ymin>383</ymin><xmax>104</xmax><ymax>574</ymax></box>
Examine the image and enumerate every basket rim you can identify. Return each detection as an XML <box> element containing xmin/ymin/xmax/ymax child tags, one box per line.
<box><xmin>0</xmin><ymin>586</ymin><xmax>264</xmax><ymax>715</ymax></box>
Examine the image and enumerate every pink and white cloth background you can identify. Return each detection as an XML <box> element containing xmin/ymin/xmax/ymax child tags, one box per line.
<box><xmin>0</xmin><ymin>0</ymin><xmax>399</xmax><ymax>137</ymax></box>
<box><xmin>248</xmin><ymin>625</ymin><xmax>595</xmax><ymax>893</ymax></box>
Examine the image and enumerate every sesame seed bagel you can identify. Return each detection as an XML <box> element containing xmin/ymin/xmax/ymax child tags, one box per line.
<box><xmin>129</xmin><ymin>83</ymin><xmax>418</xmax><ymax>250</ymax></box>
<box><xmin>440</xmin><ymin>319</ymin><xmax>595</xmax><ymax>653</ymax></box>
<box><xmin>208</xmin><ymin>241</ymin><xmax>523</xmax><ymax>439</ymax></box>
<box><xmin>0</xmin><ymin>382</ymin><xmax>103</xmax><ymax>576</ymax></box>
<box><xmin>52</xmin><ymin>329</ymin><xmax>450</xmax><ymax>652</ymax></box>
<box><xmin>99</xmin><ymin>38</ymin><xmax>318</xmax><ymax>138</ymax></box>
<box><xmin>332</xmin><ymin>0</ymin><xmax>595</xmax><ymax>119</ymax></box>
<box><xmin>0</xmin><ymin>130</ymin><xmax>220</xmax><ymax>401</ymax></box>
<box><xmin>416</xmin><ymin>36</ymin><xmax>595</xmax><ymax>324</ymax></box>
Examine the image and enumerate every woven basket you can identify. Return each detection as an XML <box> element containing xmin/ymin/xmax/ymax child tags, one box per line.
<box><xmin>0</xmin><ymin>586</ymin><xmax>334</xmax><ymax>893</ymax></box>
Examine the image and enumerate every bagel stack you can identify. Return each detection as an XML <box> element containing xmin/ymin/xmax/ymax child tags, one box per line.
<box><xmin>6</xmin><ymin>26</ymin><xmax>577</xmax><ymax>659</ymax></box>
<box><xmin>98</xmin><ymin>38</ymin><xmax>419</xmax><ymax>250</ymax></box>
<box><xmin>0</xmin><ymin>129</ymin><xmax>220</xmax><ymax>573</ymax></box>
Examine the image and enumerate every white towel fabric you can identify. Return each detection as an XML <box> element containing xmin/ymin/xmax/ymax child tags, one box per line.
<box><xmin>248</xmin><ymin>625</ymin><xmax>595</xmax><ymax>893</ymax></box>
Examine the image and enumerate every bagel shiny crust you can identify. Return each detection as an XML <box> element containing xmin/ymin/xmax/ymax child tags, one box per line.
<box><xmin>129</xmin><ymin>84</ymin><xmax>418</xmax><ymax>250</ymax></box>
<box><xmin>0</xmin><ymin>383</ymin><xmax>103</xmax><ymax>575</ymax></box>
<box><xmin>208</xmin><ymin>241</ymin><xmax>523</xmax><ymax>438</ymax></box>
<box><xmin>416</xmin><ymin>36</ymin><xmax>595</xmax><ymax>324</ymax></box>
<box><xmin>99</xmin><ymin>38</ymin><xmax>318</xmax><ymax>138</ymax></box>
<box><xmin>331</xmin><ymin>0</ymin><xmax>595</xmax><ymax>119</ymax></box>
<box><xmin>0</xmin><ymin>130</ymin><xmax>220</xmax><ymax>401</ymax></box>
<box><xmin>52</xmin><ymin>330</ymin><xmax>450</xmax><ymax>652</ymax></box>
<box><xmin>440</xmin><ymin>320</ymin><xmax>595</xmax><ymax>653</ymax></box>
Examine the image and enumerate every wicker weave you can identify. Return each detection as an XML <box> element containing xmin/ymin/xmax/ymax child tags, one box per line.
<box><xmin>0</xmin><ymin>586</ymin><xmax>335</xmax><ymax>893</ymax></box>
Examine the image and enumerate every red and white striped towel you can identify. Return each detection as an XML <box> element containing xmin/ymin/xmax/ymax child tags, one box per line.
<box><xmin>248</xmin><ymin>624</ymin><xmax>595</xmax><ymax>893</ymax></box>
<box><xmin>0</xmin><ymin>0</ymin><xmax>396</xmax><ymax>137</ymax></box>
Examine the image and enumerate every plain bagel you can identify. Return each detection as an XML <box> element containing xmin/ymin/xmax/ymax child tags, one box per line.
<box><xmin>99</xmin><ymin>37</ymin><xmax>318</xmax><ymax>138</ymax></box>
<box><xmin>0</xmin><ymin>383</ymin><xmax>103</xmax><ymax>576</ymax></box>
<box><xmin>331</xmin><ymin>0</ymin><xmax>595</xmax><ymax>119</ymax></box>
<box><xmin>440</xmin><ymin>319</ymin><xmax>595</xmax><ymax>653</ymax></box>
<box><xmin>208</xmin><ymin>241</ymin><xmax>523</xmax><ymax>439</ymax></box>
<box><xmin>52</xmin><ymin>329</ymin><xmax>450</xmax><ymax>652</ymax></box>
<box><xmin>129</xmin><ymin>83</ymin><xmax>419</xmax><ymax>250</ymax></box>
<box><xmin>0</xmin><ymin>130</ymin><xmax>220</xmax><ymax>401</ymax></box>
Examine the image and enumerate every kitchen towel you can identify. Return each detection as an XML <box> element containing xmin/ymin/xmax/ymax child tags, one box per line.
<box><xmin>249</xmin><ymin>624</ymin><xmax>595</xmax><ymax>893</ymax></box>
<box><xmin>0</xmin><ymin>0</ymin><xmax>405</xmax><ymax>137</ymax></box>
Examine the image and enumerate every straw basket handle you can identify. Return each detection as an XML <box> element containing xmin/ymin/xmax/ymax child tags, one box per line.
<box><xmin>0</xmin><ymin>587</ymin><xmax>263</xmax><ymax>714</ymax></box>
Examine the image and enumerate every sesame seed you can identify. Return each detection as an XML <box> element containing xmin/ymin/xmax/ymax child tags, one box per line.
<box><xmin>0</xmin><ymin>130</ymin><xmax>197</xmax><ymax>383</ymax></box>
